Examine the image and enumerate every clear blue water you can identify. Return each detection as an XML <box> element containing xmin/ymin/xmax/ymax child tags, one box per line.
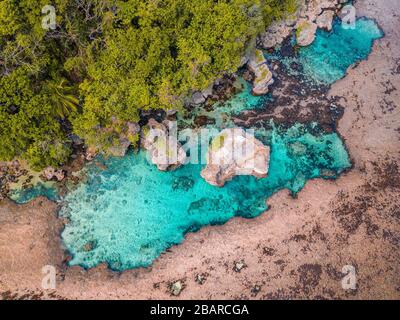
<box><xmin>59</xmin><ymin>124</ymin><xmax>350</xmax><ymax>270</ymax></box>
<box><xmin>9</xmin><ymin>17</ymin><xmax>383</xmax><ymax>271</ymax></box>
<box><xmin>269</xmin><ymin>18</ymin><xmax>384</xmax><ymax>85</ymax></box>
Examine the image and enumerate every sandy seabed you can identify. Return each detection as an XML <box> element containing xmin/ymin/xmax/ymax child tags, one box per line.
<box><xmin>0</xmin><ymin>0</ymin><xmax>399</xmax><ymax>300</ymax></box>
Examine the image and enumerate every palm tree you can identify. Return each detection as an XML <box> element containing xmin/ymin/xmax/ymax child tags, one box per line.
<box><xmin>46</xmin><ymin>78</ymin><xmax>79</xmax><ymax>119</ymax></box>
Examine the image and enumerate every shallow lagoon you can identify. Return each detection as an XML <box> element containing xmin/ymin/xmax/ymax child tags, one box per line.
<box><xmin>60</xmin><ymin>124</ymin><xmax>350</xmax><ymax>270</ymax></box>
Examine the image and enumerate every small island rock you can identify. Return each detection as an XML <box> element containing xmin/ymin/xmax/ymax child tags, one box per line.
<box><xmin>201</xmin><ymin>128</ymin><xmax>270</xmax><ymax>187</ymax></box>
<box><xmin>141</xmin><ymin>119</ymin><xmax>187</xmax><ymax>171</ymax></box>
<box><xmin>296</xmin><ymin>19</ymin><xmax>318</xmax><ymax>47</ymax></box>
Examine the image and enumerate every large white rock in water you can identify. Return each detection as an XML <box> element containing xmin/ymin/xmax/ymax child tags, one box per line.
<box><xmin>201</xmin><ymin>128</ymin><xmax>270</xmax><ymax>187</ymax></box>
<box><xmin>141</xmin><ymin>118</ymin><xmax>187</xmax><ymax>171</ymax></box>
<box><xmin>248</xmin><ymin>50</ymin><xmax>274</xmax><ymax>95</ymax></box>
<box><xmin>296</xmin><ymin>19</ymin><xmax>318</xmax><ymax>46</ymax></box>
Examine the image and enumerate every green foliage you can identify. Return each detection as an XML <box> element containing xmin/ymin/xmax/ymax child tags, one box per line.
<box><xmin>45</xmin><ymin>78</ymin><xmax>79</xmax><ymax>119</ymax></box>
<box><xmin>0</xmin><ymin>0</ymin><xmax>294</xmax><ymax>169</ymax></box>
<box><xmin>0</xmin><ymin>0</ymin><xmax>22</xmax><ymax>37</ymax></box>
<box><xmin>261</xmin><ymin>0</ymin><xmax>298</xmax><ymax>26</ymax></box>
<box><xmin>0</xmin><ymin>68</ymin><xmax>72</xmax><ymax>169</ymax></box>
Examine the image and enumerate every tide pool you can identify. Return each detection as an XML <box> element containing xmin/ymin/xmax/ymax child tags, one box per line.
<box><xmin>269</xmin><ymin>18</ymin><xmax>384</xmax><ymax>85</ymax></box>
<box><xmin>59</xmin><ymin>124</ymin><xmax>350</xmax><ymax>270</ymax></box>
<box><xmin>8</xmin><ymin>182</ymin><xmax>59</xmax><ymax>204</ymax></box>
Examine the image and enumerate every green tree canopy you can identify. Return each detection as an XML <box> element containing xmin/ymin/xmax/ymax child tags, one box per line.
<box><xmin>0</xmin><ymin>0</ymin><xmax>297</xmax><ymax>169</ymax></box>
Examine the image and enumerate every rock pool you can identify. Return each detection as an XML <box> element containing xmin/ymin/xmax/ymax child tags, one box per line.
<box><xmin>269</xmin><ymin>17</ymin><xmax>384</xmax><ymax>85</ymax></box>
<box><xmin>60</xmin><ymin>124</ymin><xmax>350</xmax><ymax>270</ymax></box>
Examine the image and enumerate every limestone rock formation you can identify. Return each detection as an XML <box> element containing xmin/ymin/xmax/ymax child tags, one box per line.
<box><xmin>190</xmin><ymin>84</ymin><xmax>214</xmax><ymax>105</ymax></box>
<box><xmin>300</xmin><ymin>0</ymin><xmax>339</xmax><ymax>22</ymax></box>
<box><xmin>107</xmin><ymin>139</ymin><xmax>132</xmax><ymax>158</ymax></box>
<box><xmin>141</xmin><ymin>119</ymin><xmax>187</xmax><ymax>171</ymax></box>
<box><xmin>191</xmin><ymin>91</ymin><xmax>206</xmax><ymax>105</ymax></box>
<box><xmin>258</xmin><ymin>0</ymin><xmax>343</xmax><ymax>49</ymax></box>
<box><xmin>108</xmin><ymin>121</ymin><xmax>141</xmax><ymax>157</ymax></box>
<box><xmin>258</xmin><ymin>20</ymin><xmax>294</xmax><ymax>49</ymax></box>
<box><xmin>201</xmin><ymin>128</ymin><xmax>270</xmax><ymax>187</ymax></box>
<box><xmin>170</xmin><ymin>281</ymin><xmax>183</xmax><ymax>296</ymax></box>
<box><xmin>317</xmin><ymin>10</ymin><xmax>335</xmax><ymax>31</ymax></box>
<box><xmin>296</xmin><ymin>19</ymin><xmax>318</xmax><ymax>47</ymax></box>
<box><xmin>247</xmin><ymin>50</ymin><xmax>274</xmax><ymax>95</ymax></box>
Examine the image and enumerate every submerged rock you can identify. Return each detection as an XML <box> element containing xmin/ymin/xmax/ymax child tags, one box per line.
<box><xmin>247</xmin><ymin>50</ymin><xmax>274</xmax><ymax>95</ymax></box>
<box><xmin>83</xmin><ymin>240</ymin><xmax>97</xmax><ymax>252</ymax></box>
<box><xmin>194</xmin><ymin>115</ymin><xmax>216</xmax><ymax>127</ymax></box>
<box><xmin>141</xmin><ymin>119</ymin><xmax>187</xmax><ymax>171</ymax></box>
<box><xmin>296</xmin><ymin>19</ymin><xmax>318</xmax><ymax>47</ymax></box>
<box><xmin>201</xmin><ymin>128</ymin><xmax>270</xmax><ymax>187</ymax></box>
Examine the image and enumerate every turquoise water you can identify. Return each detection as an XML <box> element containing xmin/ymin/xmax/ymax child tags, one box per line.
<box><xmin>269</xmin><ymin>18</ymin><xmax>384</xmax><ymax>85</ymax></box>
<box><xmin>9</xmin><ymin>16</ymin><xmax>383</xmax><ymax>271</ymax></box>
<box><xmin>181</xmin><ymin>77</ymin><xmax>271</xmax><ymax>129</ymax></box>
<box><xmin>8</xmin><ymin>182</ymin><xmax>59</xmax><ymax>203</ymax></box>
<box><xmin>60</xmin><ymin>124</ymin><xmax>350</xmax><ymax>270</ymax></box>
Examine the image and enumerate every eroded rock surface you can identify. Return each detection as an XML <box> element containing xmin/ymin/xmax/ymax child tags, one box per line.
<box><xmin>85</xmin><ymin>120</ymin><xmax>140</xmax><ymax>159</ymax></box>
<box><xmin>248</xmin><ymin>50</ymin><xmax>274</xmax><ymax>95</ymax></box>
<box><xmin>259</xmin><ymin>0</ymin><xmax>342</xmax><ymax>49</ymax></box>
<box><xmin>141</xmin><ymin>118</ymin><xmax>187</xmax><ymax>171</ymax></box>
<box><xmin>258</xmin><ymin>20</ymin><xmax>294</xmax><ymax>49</ymax></box>
<box><xmin>201</xmin><ymin>128</ymin><xmax>270</xmax><ymax>187</ymax></box>
<box><xmin>0</xmin><ymin>0</ymin><xmax>398</xmax><ymax>302</ymax></box>
<box><xmin>317</xmin><ymin>10</ymin><xmax>335</xmax><ymax>31</ymax></box>
<box><xmin>296</xmin><ymin>19</ymin><xmax>318</xmax><ymax>47</ymax></box>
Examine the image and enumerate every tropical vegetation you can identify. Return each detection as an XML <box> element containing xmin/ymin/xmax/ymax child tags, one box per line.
<box><xmin>0</xmin><ymin>0</ymin><xmax>297</xmax><ymax>169</ymax></box>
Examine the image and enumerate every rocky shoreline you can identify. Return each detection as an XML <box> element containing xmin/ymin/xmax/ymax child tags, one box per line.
<box><xmin>0</xmin><ymin>0</ymin><xmax>399</xmax><ymax>299</ymax></box>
